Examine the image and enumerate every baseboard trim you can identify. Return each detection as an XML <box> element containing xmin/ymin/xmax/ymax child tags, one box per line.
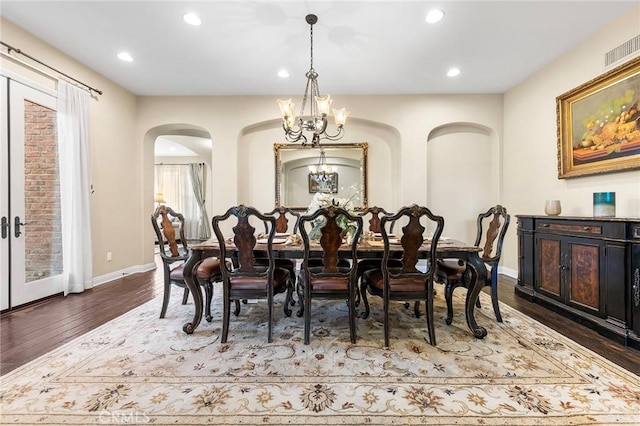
<box><xmin>500</xmin><ymin>266</ymin><xmax>517</xmax><ymax>279</ymax></box>
<box><xmin>92</xmin><ymin>262</ymin><xmax>157</xmax><ymax>287</ymax></box>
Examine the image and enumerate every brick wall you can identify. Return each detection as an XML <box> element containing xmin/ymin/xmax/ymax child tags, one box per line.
<box><xmin>23</xmin><ymin>100</ymin><xmax>62</xmax><ymax>282</ymax></box>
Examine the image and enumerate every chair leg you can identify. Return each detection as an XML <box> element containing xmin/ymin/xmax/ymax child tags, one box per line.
<box><xmin>383</xmin><ymin>294</ymin><xmax>390</xmax><ymax>349</ymax></box>
<box><xmin>159</xmin><ymin>278</ymin><xmax>172</xmax><ymax>319</ymax></box>
<box><xmin>413</xmin><ymin>300</ymin><xmax>421</xmax><ymax>318</ymax></box>
<box><xmin>221</xmin><ymin>291</ymin><xmax>230</xmax><ymax>344</ymax></box>
<box><xmin>490</xmin><ymin>272</ymin><xmax>503</xmax><ymax>322</ymax></box>
<box><xmin>234</xmin><ymin>300</ymin><xmax>241</xmax><ymax>316</ymax></box>
<box><xmin>287</xmin><ymin>268</ymin><xmax>297</xmax><ymax>306</ymax></box>
<box><xmin>349</xmin><ymin>284</ymin><xmax>357</xmax><ymax>344</ymax></box>
<box><xmin>203</xmin><ymin>282</ymin><xmax>213</xmax><ymax>323</ymax></box>
<box><xmin>296</xmin><ymin>282</ymin><xmax>304</xmax><ymax>318</ymax></box>
<box><xmin>445</xmin><ymin>281</ymin><xmax>455</xmax><ymax>325</ymax></box>
<box><xmin>181</xmin><ymin>288</ymin><xmax>190</xmax><ymax>305</ymax></box>
<box><xmin>303</xmin><ymin>283</ymin><xmax>312</xmax><ymax>345</ymax></box>
<box><xmin>359</xmin><ymin>280</ymin><xmax>370</xmax><ymax>319</ymax></box>
<box><xmin>267</xmin><ymin>293</ymin><xmax>274</xmax><ymax>343</ymax></box>
<box><xmin>284</xmin><ymin>280</ymin><xmax>293</xmax><ymax>317</ymax></box>
<box><xmin>425</xmin><ymin>292</ymin><xmax>436</xmax><ymax>346</ymax></box>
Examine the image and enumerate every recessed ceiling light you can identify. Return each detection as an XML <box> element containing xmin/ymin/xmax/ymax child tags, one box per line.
<box><xmin>447</xmin><ymin>67</ymin><xmax>461</xmax><ymax>77</ymax></box>
<box><xmin>183</xmin><ymin>13</ymin><xmax>201</xmax><ymax>26</ymax></box>
<box><xmin>117</xmin><ymin>52</ymin><xmax>134</xmax><ymax>62</ymax></box>
<box><xmin>278</xmin><ymin>69</ymin><xmax>290</xmax><ymax>79</ymax></box>
<box><xmin>426</xmin><ymin>9</ymin><xmax>444</xmax><ymax>24</ymax></box>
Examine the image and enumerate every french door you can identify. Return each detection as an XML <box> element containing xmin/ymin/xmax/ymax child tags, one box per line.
<box><xmin>1</xmin><ymin>76</ymin><xmax>63</xmax><ymax>310</ymax></box>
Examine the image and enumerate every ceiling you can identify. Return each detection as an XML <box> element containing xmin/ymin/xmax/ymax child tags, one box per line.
<box><xmin>1</xmin><ymin>1</ymin><xmax>637</xmax><ymax>97</ymax></box>
<box><xmin>155</xmin><ymin>136</ymin><xmax>201</xmax><ymax>157</ymax></box>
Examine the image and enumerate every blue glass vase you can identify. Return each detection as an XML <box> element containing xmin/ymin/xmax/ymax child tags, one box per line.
<box><xmin>593</xmin><ymin>192</ymin><xmax>615</xmax><ymax>217</ymax></box>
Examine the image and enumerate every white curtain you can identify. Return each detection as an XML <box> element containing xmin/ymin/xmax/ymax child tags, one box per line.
<box><xmin>189</xmin><ymin>163</ymin><xmax>211</xmax><ymax>240</ymax></box>
<box><xmin>56</xmin><ymin>81</ymin><xmax>93</xmax><ymax>295</ymax></box>
<box><xmin>155</xmin><ymin>164</ymin><xmax>199</xmax><ymax>239</ymax></box>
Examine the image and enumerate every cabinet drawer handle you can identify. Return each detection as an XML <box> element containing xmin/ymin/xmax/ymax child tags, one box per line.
<box><xmin>583</xmin><ymin>227</ymin><xmax>590</xmax><ymax>231</ymax></box>
<box><xmin>541</xmin><ymin>224</ymin><xmax>549</xmax><ymax>227</ymax></box>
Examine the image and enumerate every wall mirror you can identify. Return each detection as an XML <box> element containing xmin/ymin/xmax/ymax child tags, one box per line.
<box><xmin>274</xmin><ymin>142</ymin><xmax>368</xmax><ymax>210</ymax></box>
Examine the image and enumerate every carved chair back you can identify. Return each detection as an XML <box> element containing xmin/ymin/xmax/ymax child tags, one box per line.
<box><xmin>474</xmin><ymin>205</ymin><xmax>510</xmax><ymax>269</ymax></box>
<box><xmin>265</xmin><ymin>206</ymin><xmax>301</xmax><ymax>234</ymax></box>
<box><xmin>151</xmin><ymin>205</ymin><xmax>188</xmax><ymax>263</ymax></box>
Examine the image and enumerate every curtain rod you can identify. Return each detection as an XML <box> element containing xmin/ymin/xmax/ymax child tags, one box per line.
<box><xmin>0</xmin><ymin>41</ymin><xmax>103</xmax><ymax>95</ymax></box>
<box><xmin>155</xmin><ymin>162</ymin><xmax>205</xmax><ymax>166</ymax></box>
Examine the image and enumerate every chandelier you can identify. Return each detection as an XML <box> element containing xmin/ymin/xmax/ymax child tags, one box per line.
<box><xmin>277</xmin><ymin>14</ymin><xmax>349</xmax><ymax>147</ymax></box>
<box><xmin>307</xmin><ymin>149</ymin><xmax>335</xmax><ymax>174</ymax></box>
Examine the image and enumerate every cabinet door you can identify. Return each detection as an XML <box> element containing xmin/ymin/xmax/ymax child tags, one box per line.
<box><xmin>566</xmin><ymin>237</ymin><xmax>602</xmax><ymax>316</ymax></box>
<box><xmin>535</xmin><ymin>234</ymin><xmax>563</xmax><ymax>300</ymax></box>
<box><xmin>631</xmin><ymin>244</ymin><xmax>640</xmax><ymax>335</ymax></box>
<box><xmin>517</xmin><ymin>220</ymin><xmax>535</xmax><ymax>293</ymax></box>
<box><xmin>605</xmin><ymin>242</ymin><xmax>626</xmax><ymax>326</ymax></box>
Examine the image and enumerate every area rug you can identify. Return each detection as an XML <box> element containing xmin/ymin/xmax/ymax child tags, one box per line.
<box><xmin>1</xmin><ymin>287</ymin><xmax>638</xmax><ymax>425</ymax></box>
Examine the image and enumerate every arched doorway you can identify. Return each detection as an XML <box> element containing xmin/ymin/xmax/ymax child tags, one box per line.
<box><xmin>142</xmin><ymin>124</ymin><xmax>212</xmax><ymax>263</ymax></box>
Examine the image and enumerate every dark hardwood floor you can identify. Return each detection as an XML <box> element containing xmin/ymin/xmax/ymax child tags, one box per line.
<box><xmin>2</xmin><ymin>260</ymin><xmax>639</xmax><ymax>376</ymax></box>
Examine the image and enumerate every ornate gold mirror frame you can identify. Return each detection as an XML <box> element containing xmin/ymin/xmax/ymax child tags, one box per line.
<box><xmin>274</xmin><ymin>142</ymin><xmax>368</xmax><ymax>210</ymax></box>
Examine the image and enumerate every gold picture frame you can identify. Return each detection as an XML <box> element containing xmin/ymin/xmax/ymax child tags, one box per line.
<box><xmin>557</xmin><ymin>56</ymin><xmax>640</xmax><ymax>178</ymax></box>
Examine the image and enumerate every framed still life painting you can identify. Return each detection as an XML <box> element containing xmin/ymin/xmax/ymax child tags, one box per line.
<box><xmin>556</xmin><ymin>56</ymin><xmax>640</xmax><ymax>178</ymax></box>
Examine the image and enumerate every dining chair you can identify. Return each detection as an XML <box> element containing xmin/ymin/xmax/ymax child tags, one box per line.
<box><xmin>355</xmin><ymin>207</ymin><xmax>403</xmax><ymax>300</ymax></box>
<box><xmin>435</xmin><ymin>205</ymin><xmax>510</xmax><ymax>324</ymax></box>
<box><xmin>151</xmin><ymin>205</ymin><xmax>224</xmax><ymax>321</ymax></box>
<box><xmin>297</xmin><ymin>205</ymin><xmax>363</xmax><ymax>344</ymax></box>
<box><xmin>211</xmin><ymin>205</ymin><xmax>293</xmax><ymax>343</ymax></box>
<box><xmin>257</xmin><ymin>207</ymin><xmax>301</xmax><ymax>288</ymax></box>
<box><xmin>361</xmin><ymin>204</ymin><xmax>444</xmax><ymax>347</ymax></box>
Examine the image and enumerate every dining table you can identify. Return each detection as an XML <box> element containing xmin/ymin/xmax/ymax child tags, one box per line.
<box><xmin>180</xmin><ymin>237</ymin><xmax>489</xmax><ymax>339</ymax></box>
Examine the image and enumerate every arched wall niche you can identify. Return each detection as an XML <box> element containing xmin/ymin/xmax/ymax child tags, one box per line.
<box><xmin>238</xmin><ymin>116</ymin><xmax>402</xmax><ymax>211</ymax></box>
<box><xmin>142</xmin><ymin>123</ymin><xmax>213</xmax><ymax>262</ymax></box>
<box><xmin>426</xmin><ymin>121</ymin><xmax>501</xmax><ymax>244</ymax></box>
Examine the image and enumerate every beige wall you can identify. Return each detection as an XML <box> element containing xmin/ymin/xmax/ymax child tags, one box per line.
<box><xmin>1</xmin><ymin>19</ymin><xmax>140</xmax><ymax>279</ymax></box>
<box><xmin>136</xmin><ymin>94</ymin><xmax>504</xmax><ymax>264</ymax></box>
<box><xmin>502</xmin><ymin>4</ymin><xmax>640</xmax><ymax>272</ymax></box>
<box><xmin>3</xmin><ymin>5</ymin><xmax>639</xmax><ymax>284</ymax></box>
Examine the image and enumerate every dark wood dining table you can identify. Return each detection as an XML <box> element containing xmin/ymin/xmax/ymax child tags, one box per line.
<box><xmin>181</xmin><ymin>238</ymin><xmax>489</xmax><ymax>339</ymax></box>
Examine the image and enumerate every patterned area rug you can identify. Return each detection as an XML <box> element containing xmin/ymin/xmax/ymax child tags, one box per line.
<box><xmin>1</xmin><ymin>286</ymin><xmax>639</xmax><ymax>425</ymax></box>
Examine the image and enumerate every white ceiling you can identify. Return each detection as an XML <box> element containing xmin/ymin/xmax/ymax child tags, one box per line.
<box><xmin>154</xmin><ymin>137</ymin><xmax>199</xmax><ymax>157</ymax></box>
<box><xmin>154</xmin><ymin>135</ymin><xmax>212</xmax><ymax>157</ymax></box>
<box><xmin>1</xmin><ymin>1</ymin><xmax>637</xmax><ymax>97</ymax></box>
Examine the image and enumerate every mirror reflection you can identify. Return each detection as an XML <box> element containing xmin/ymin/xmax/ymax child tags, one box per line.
<box><xmin>274</xmin><ymin>143</ymin><xmax>368</xmax><ymax>210</ymax></box>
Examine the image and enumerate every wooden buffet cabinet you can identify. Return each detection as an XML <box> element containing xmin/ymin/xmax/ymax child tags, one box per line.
<box><xmin>516</xmin><ymin>215</ymin><xmax>640</xmax><ymax>349</ymax></box>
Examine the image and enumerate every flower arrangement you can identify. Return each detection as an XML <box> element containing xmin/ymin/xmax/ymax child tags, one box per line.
<box><xmin>304</xmin><ymin>186</ymin><xmax>360</xmax><ymax>241</ymax></box>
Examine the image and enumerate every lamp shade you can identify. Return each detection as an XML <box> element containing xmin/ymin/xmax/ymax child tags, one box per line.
<box><xmin>315</xmin><ymin>95</ymin><xmax>332</xmax><ymax>115</ymax></box>
<box><xmin>333</xmin><ymin>108</ymin><xmax>350</xmax><ymax>126</ymax></box>
<box><xmin>155</xmin><ymin>192</ymin><xmax>166</xmax><ymax>204</ymax></box>
<box><xmin>277</xmin><ymin>98</ymin><xmax>295</xmax><ymax>118</ymax></box>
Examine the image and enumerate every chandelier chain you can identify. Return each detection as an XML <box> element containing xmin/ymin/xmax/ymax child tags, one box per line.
<box><xmin>310</xmin><ymin>20</ymin><xmax>313</xmax><ymax>71</ymax></box>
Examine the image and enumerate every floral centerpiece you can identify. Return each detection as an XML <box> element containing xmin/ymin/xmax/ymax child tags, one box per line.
<box><xmin>304</xmin><ymin>187</ymin><xmax>359</xmax><ymax>241</ymax></box>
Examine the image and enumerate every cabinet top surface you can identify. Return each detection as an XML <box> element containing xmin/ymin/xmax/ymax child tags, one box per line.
<box><xmin>516</xmin><ymin>215</ymin><xmax>640</xmax><ymax>222</ymax></box>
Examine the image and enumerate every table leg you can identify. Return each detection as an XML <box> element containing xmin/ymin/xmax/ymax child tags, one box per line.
<box><xmin>182</xmin><ymin>250</ymin><xmax>204</xmax><ymax>334</ymax></box>
<box><xmin>464</xmin><ymin>253</ymin><xmax>488</xmax><ymax>339</ymax></box>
